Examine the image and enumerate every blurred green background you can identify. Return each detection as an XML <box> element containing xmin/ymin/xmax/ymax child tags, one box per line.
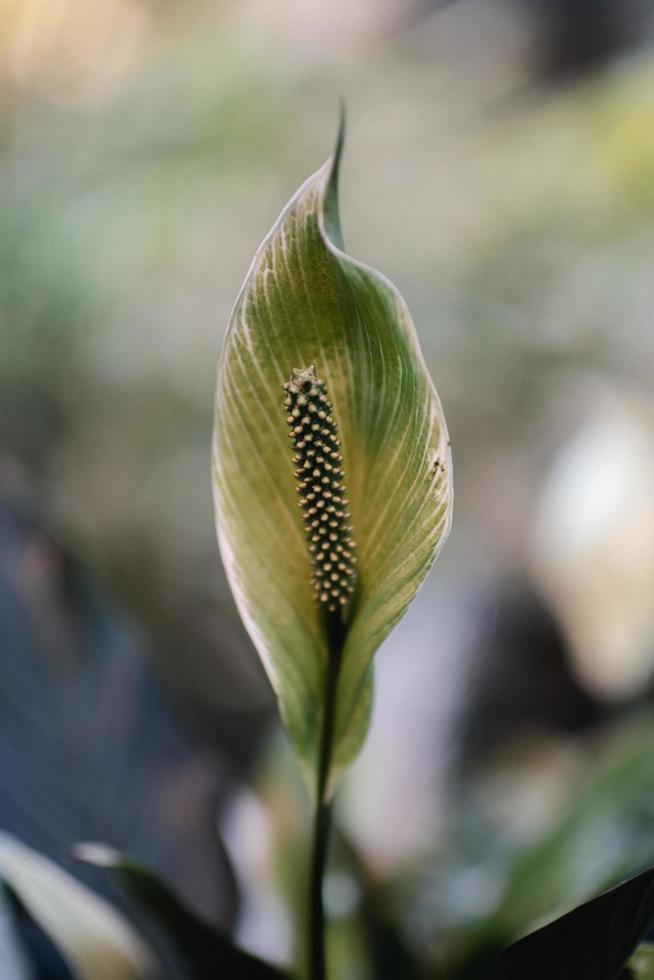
<box><xmin>2</xmin><ymin>0</ymin><xmax>654</xmax><ymax>976</ymax></box>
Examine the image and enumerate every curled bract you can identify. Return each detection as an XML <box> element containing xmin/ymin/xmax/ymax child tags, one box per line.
<box><xmin>212</xmin><ymin>123</ymin><xmax>452</xmax><ymax>795</ymax></box>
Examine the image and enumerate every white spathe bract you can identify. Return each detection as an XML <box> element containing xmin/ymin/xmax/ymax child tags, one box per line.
<box><xmin>212</xmin><ymin>133</ymin><xmax>452</xmax><ymax>794</ymax></box>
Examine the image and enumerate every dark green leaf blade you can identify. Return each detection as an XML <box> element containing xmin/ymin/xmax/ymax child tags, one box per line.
<box><xmin>0</xmin><ymin>833</ymin><xmax>156</xmax><ymax>979</ymax></box>
<box><xmin>489</xmin><ymin>866</ymin><xmax>654</xmax><ymax>980</ymax></box>
<box><xmin>76</xmin><ymin>844</ymin><xmax>291</xmax><ymax>979</ymax></box>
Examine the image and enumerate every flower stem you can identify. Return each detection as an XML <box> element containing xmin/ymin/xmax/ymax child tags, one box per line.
<box><xmin>308</xmin><ymin>618</ymin><xmax>344</xmax><ymax>980</ymax></box>
<box><xmin>308</xmin><ymin>794</ymin><xmax>331</xmax><ymax>980</ymax></box>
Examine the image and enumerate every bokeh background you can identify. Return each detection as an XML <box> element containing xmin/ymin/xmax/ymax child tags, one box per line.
<box><xmin>2</xmin><ymin>0</ymin><xmax>654</xmax><ymax>976</ymax></box>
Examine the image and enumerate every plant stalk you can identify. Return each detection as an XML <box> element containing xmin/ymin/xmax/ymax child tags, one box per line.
<box><xmin>308</xmin><ymin>619</ymin><xmax>344</xmax><ymax>980</ymax></box>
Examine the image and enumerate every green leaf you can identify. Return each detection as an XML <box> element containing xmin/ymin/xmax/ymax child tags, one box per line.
<box><xmin>488</xmin><ymin>866</ymin><xmax>654</xmax><ymax>980</ymax></box>
<box><xmin>76</xmin><ymin>844</ymin><xmax>291</xmax><ymax>979</ymax></box>
<box><xmin>0</xmin><ymin>832</ymin><xmax>156</xmax><ymax>979</ymax></box>
<box><xmin>211</xmin><ymin>119</ymin><xmax>452</xmax><ymax>794</ymax></box>
<box><xmin>440</xmin><ymin>720</ymin><xmax>654</xmax><ymax>977</ymax></box>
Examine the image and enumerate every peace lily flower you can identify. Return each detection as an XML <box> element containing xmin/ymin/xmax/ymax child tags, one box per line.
<box><xmin>212</xmin><ymin>124</ymin><xmax>452</xmax><ymax>800</ymax></box>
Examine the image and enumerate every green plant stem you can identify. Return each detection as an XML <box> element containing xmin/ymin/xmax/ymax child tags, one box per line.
<box><xmin>308</xmin><ymin>620</ymin><xmax>344</xmax><ymax>980</ymax></box>
<box><xmin>308</xmin><ymin>792</ymin><xmax>332</xmax><ymax>980</ymax></box>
